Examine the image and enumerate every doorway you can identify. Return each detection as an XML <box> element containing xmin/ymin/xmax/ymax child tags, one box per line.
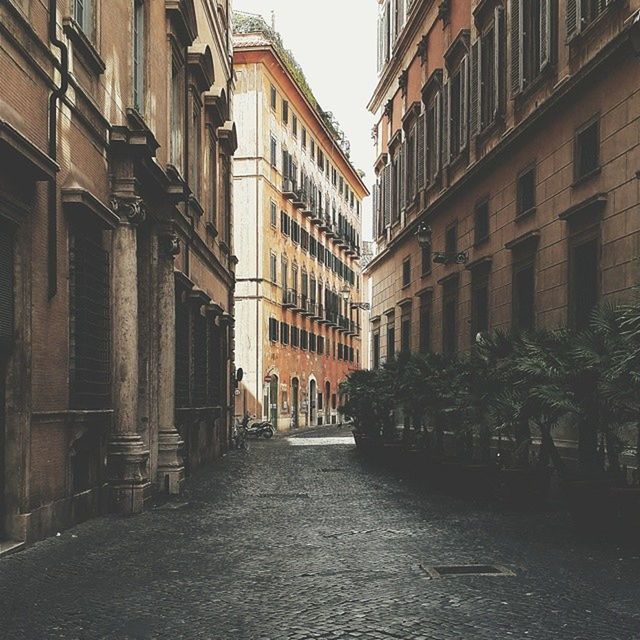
<box><xmin>309</xmin><ymin>379</ymin><xmax>316</xmax><ymax>426</ymax></box>
<box><xmin>269</xmin><ymin>374</ymin><xmax>279</xmax><ymax>428</ymax></box>
<box><xmin>325</xmin><ymin>381</ymin><xmax>331</xmax><ymax>423</ymax></box>
<box><xmin>291</xmin><ymin>377</ymin><xmax>299</xmax><ymax>429</ymax></box>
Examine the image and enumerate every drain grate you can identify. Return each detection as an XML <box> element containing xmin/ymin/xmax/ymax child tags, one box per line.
<box><xmin>421</xmin><ymin>564</ymin><xmax>515</xmax><ymax>579</ymax></box>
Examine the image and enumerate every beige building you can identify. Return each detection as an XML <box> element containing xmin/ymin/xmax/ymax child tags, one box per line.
<box><xmin>366</xmin><ymin>0</ymin><xmax>640</xmax><ymax>365</ymax></box>
<box><xmin>0</xmin><ymin>0</ymin><xmax>236</xmax><ymax>544</ymax></box>
<box><xmin>232</xmin><ymin>14</ymin><xmax>369</xmax><ymax>431</ymax></box>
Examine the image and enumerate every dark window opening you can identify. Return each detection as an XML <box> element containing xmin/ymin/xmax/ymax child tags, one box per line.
<box><xmin>419</xmin><ymin>293</ymin><xmax>431</xmax><ymax>354</ymax></box>
<box><xmin>471</xmin><ymin>269</ymin><xmax>490</xmax><ymax>338</ymax></box>
<box><xmin>445</xmin><ymin>224</ymin><xmax>457</xmax><ymax>257</ymax></box>
<box><xmin>474</xmin><ymin>200</ymin><xmax>490</xmax><ymax>244</ymax></box>
<box><xmin>513</xmin><ymin>257</ymin><xmax>536</xmax><ymax>331</ymax></box>
<box><xmin>69</xmin><ymin>224</ymin><xmax>111</xmax><ymax>410</ymax></box>
<box><xmin>402</xmin><ymin>257</ymin><xmax>411</xmax><ymax>287</ymax></box>
<box><xmin>442</xmin><ymin>279</ymin><xmax>458</xmax><ymax>356</ymax></box>
<box><xmin>517</xmin><ymin>166</ymin><xmax>536</xmax><ymax>217</ymax></box>
<box><xmin>372</xmin><ymin>332</ymin><xmax>380</xmax><ymax>368</ymax></box>
<box><xmin>575</xmin><ymin>118</ymin><xmax>600</xmax><ymax>181</ymax></box>
<box><xmin>570</xmin><ymin>236</ymin><xmax>599</xmax><ymax>330</ymax></box>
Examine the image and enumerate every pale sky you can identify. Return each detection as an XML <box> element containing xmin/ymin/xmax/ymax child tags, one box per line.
<box><xmin>232</xmin><ymin>0</ymin><xmax>378</xmax><ymax>240</ymax></box>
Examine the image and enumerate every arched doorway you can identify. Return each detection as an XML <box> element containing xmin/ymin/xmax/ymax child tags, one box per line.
<box><xmin>309</xmin><ymin>378</ymin><xmax>316</xmax><ymax>426</ymax></box>
<box><xmin>291</xmin><ymin>377</ymin><xmax>299</xmax><ymax>429</ymax></box>
<box><xmin>325</xmin><ymin>381</ymin><xmax>331</xmax><ymax>424</ymax></box>
<box><xmin>269</xmin><ymin>374</ymin><xmax>279</xmax><ymax>428</ymax></box>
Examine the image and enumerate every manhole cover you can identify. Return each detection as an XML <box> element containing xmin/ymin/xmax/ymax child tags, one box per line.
<box><xmin>421</xmin><ymin>564</ymin><xmax>515</xmax><ymax>579</ymax></box>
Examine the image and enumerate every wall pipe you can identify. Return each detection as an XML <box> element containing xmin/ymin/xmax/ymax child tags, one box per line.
<box><xmin>47</xmin><ymin>0</ymin><xmax>69</xmax><ymax>299</ymax></box>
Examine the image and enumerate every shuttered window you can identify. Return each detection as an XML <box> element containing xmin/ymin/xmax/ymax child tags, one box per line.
<box><xmin>567</xmin><ymin>0</ymin><xmax>615</xmax><ymax>39</ymax></box>
<box><xmin>512</xmin><ymin>0</ymin><xmax>552</xmax><ymax>95</ymax></box>
<box><xmin>416</xmin><ymin>112</ymin><xmax>425</xmax><ymax>190</ymax></box>
<box><xmin>471</xmin><ymin>267</ymin><xmax>490</xmax><ymax>337</ymax></box>
<box><xmin>192</xmin><ymin>308</ymin><xmax>208</xmax><ymax>407</ymax></box>
<box><xmin>268</xmin><ymin>317</ymin><xmax>279</xmax><ymax>342</ymax></box>
<box><xmin>512</xmin><ymin>250</ymin><xmax>536</xmax><ymax>331</ymax></box>
<box><xmin>0</xmin><ymin>226</ymin><xmax>14</xmax><ymax>351</ymax></box>
<box><xmin>69</xmin><ymin>224</ymin><xmax>111</xmax><ymax>410</ymax></box>
<box><xmin>569</xmin><ymin>233</ymin><xmax>600</xmax><ymax>330</ymax></box>
<box><xmin>372</xmin><ymin>332</ymin><xmax>380</xmax><ymax>368</ymax></box>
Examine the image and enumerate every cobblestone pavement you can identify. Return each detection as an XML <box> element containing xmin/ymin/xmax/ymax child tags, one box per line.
<box><xmin>1</xmin><ymin>425</ymin><xmax>640</xmax><ymax>640</ymax></box>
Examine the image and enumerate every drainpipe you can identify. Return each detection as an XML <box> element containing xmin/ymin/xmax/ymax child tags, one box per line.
<box><xmin>48</xmin><ymin>0</ymin><xmax>69</xmax><ymax>299</ymax></box>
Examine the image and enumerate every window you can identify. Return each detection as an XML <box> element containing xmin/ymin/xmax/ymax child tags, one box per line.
<box><xmin>569</xmin><ymin>234</ymin><xmax>599</xmax><ymax>330</ymax></box>
<box><xmin>406</xmin><ymin>121</ymin><xmax>416</xmax><ymax>202</ymax></box>
<box><xmin>281</xmin><ymin>256</ymin><xmax>288</xmax><ymax>290</ymax></box>
<box><xmin>74</xmin><ymin>0</ymin><xmax>93</xmax><ymax>38</ymax></box>
<box><xmin>512</xmin><ymin>249</ymin><xmax>536</xmax><ymax>330</ymax></box>
<box><xmin>282</xmin><ymin>100</ymin><xmax>289</xmax><ymax>124</ymax></box>
<box><xmin>292</xmin><ymin>114</ymin><xmax>298</xmax><ymax>138</ymax></box>
<box><xmin>474</xmin><ymin>200</ymin><xmax>490</xmax><ymax>244</ymax></box>
<box><xmin>280</xmin><ymin>322</ymin><xmax>290</xmax><ymax>346</ymax></box>
<box><xmin>301</xmin><ymin>229</ymin><xmax>309</xmax><ymax>251</ymax></box>
<box><xmin>445</xmin><ymin>224</ymin><xmax>457</xmax><ymax>257</ymax></box>
<box><xmin>421</xmin><ymin>244</ymin><xmax>432</xmax><ymax>275</ymax></box>
<box><xmin>574</xmin><ymin>117</ymin><xmax>600</xmax><ymax>182</ymax></box>
<box><xmin>291</xmin><ymin>220</ymin><xmax>300</xmax><ymax>244</ymax></box>
<box><xmin>401</xmin><ymin>308</ymin><xmax>412</xmax><ymax>353</ymax></box>
<box><xmin>512</xmin><ymin>0</ymin><xmax>552</xmax><ymax>94</ymax></box>
<box><xmin>419</xmin><ymin>292</ymin><xmax>431</xmax><ymax>354</ymax></box>
<box><xmin>386</xmin><ymin>314</ymin><xmax>395</xmax><ymax>361</ymax></box>
<box><xmin>192</xmin><ymin>308</ymin><xmax>208</xmax><ymax>406</ymax></box>
<box><xmin>372</xmin><ymin>332</ymin><xmax>380</xmax><ymax>368</ymax></box>
<box><xmin>318</xmin><ymin>336</ymin><xmax>325</xmax><ymax>355</ymax></box>
<box><xmin>302</xmin><ymin>127</ymin><xmax>307</xmax><ymax>148</ymax></box>
<box><xmin>442</xmin><ymin>278</ymin><xmax>458</xmax><ymax>356</ymax></box>
<box><xmin>516</xmin><ymin>165</ymin><xmax>536</xmax><ymax>217</ymax></box>
<box><xmin>471</xmin><ymin>267</ymin><xmax>490</xmax><ymax>338</ymax></box>
<box><xmin>269</xmin><ymin>317</ymin><xmax>279</xmax><ymax>342</ymax></box>
<box><xmin>402</xmin><ymin>257</ymin><xmax>411</xmax><ymax>287</ymax></box>
<box><xmin>208</xmin><ymin>133</ymin><xmax>218</xmax><ymax>227</ymax></box>
<box><xmin>568</xmin><ymin>0</ymin><xmax>616</xmax><ymax>38</ymax></box>
<box><xmin>280</xmin><ymin>211</ymin><xmax>290</xmax><ymax>236</ymax></box>
<box><xmin>0</xmin><ymin>225</ymin><xmax>14</xmax><ymax>349</ymax></box>
<box><xmin>310</xmin><ymin>139</ymin><xmax>315</xmax><ymax>161</ymax></box>
<box><xmin>480</xmin><ymin>27</ymin><xmax>496</xmax><ymax>127</ymax></box>
<box><xmin>269</xmin><ymin>253</ymin><xmax>277</xmax><ymax>283</ymax></box>
<box><xmin>301</xmin><ymin>329</ymin><xmax>309</xmax><ymax>350</ymax></box>
<box><xmin>170</xmin><ymin>56</ymin><xmax>184</xmax><ymax>171</ymax></box>
<box><xmin>291</xmin><ymin>326</ymin><xmax>300</xmax><ymax>348</ymax></box>
<box><xmin>270</xmin><ymin>200</ymin><xmax>277</xmax><ymax>227</ymax></box>
<box><xmin>309</xmin><ymin>332</ymin><xmax>317</xmax><ymax>352</ymax></box>
<box><xmin>190</xmin><ymin>98</ymin><xmax>202</xmax><ymax>199</ymax></box>
<box><xmin>446</xmin><ymin>56</ymin><xmax>469</xmax><ymax>159</ymax></box>
<box><xmin>133</xmin><ymin>0</ymin><xmax>145</xmax><ymax>112</ymax></box>
<box><xmin>425</xmin><ymin>93</ymin><xmax>441</xmax><ymax>183</ymax></box>
<box><xmin>69</xmin><ymin>223</ymin><xmax>111</xmax><ymax>409</ymax></box>
<box><xmin>270</xmin><ymin>135</ymin><xmax>277</xmax><ymax>167</ymax></box>
<box><xmin>270</xmin><ymin>84</ymin><xmax>277</xmax><ymax>111</ymax></box>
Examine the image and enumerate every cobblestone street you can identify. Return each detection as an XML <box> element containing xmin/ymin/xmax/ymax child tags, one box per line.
<box><xmin>1</xmin><ymin>426</ymin><xmax>639</xmax><ymax>640</ymax></box>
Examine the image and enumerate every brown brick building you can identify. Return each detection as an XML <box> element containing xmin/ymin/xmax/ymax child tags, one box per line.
<box><xmin>0</xmin><ymin>0</ymin><xmax>236</xmax><ymax>545</ymax></box>
<box><xmin>366</xmin><ymin>0</ymin><xmax>640</xmax><ymax>367</ymax></box>
<box><xmin>233</xmin><ymin>15</ymin><xmax>368</xmax><ymax>431</ymax></box>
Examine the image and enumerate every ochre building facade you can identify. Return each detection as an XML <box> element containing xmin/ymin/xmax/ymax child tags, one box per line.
<box><xmin>367</xmin><ymin>0</ymin><xmax>640</xmax><ymax>365</ymax></box>
<box><xmin>0</xmin><ymin>0</ymin><xmax>236</xmax><ymax>544</ymax></box>
<box><xmin>233</xmin><ymin>18</ymin><xmax>368</xmax><ymax>431</ymax></box>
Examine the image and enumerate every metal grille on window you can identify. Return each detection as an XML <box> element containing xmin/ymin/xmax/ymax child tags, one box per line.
<box><xmin>69</xmin><ymin>225</ymin><xmax>111</xmax><ymax>409</ymax></box>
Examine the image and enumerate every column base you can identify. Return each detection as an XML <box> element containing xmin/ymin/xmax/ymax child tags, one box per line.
<box><xmin>107</xmin><ymin>434</ymin><xmax>150</xmax><ymax>515</ymax></box>
<box><xmin>157</xmin><ymin>428</ymin><xmax>185</xmax><ymax>495</ymax></box>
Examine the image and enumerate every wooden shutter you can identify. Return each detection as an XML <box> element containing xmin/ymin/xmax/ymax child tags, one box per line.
<box><xmin>0</xmin><ymin>226</ymin><xmax>14</xmax><ymax>346</ymax></box>
<box><xmin>399</xmin><ymin>142</ymin><xmax>406</xmax><ymax>212</ymax></box>
<box><xmin>511</xmin><ymin>0</ymin><xmax>524</xmax><ymax>95</ymax></box>
<box><xmin>495</xmin><ymin>5</ymin><xmax>506</xmax><ymax>117</ymax></box>
<box><xmin>416</xmin><ymin>111</ymin><xmax>425</xmax><ymax>190</ymax></box>
<box><xmin>442</xmin><ymin>81</ymin><xmax>450</xmax><ymax>167</ymax></box>
<box><xmin>567</xmin><ymin>0</ymin><xmax>581</xmax><ymax>39</ymax></box>
<box><xmin>434</xmin><ymin>90</ymin><xmax>442</xmax><ymax>176</ymax></box>
<box><xmin>470</xmin><ymin>40</ymin><xmax>480</xmax><ymax>136</ymax></box>
<box><xmin>540</xmin><ymin>0</ymin><xmax>552</xmax><ymax>70</ymax></box>
<box><xmin>383</xmin><ymin>164</ymin><xmax>391</xmax><ymax>227</ymax></box>
<box><xmin>377</xmin><ymin>15</ymin><xmax>382</xmax><ymax>72</ymax></box>
<box><xmin>460</xmin><ymin>55</ymin><xmax>469</xmax><ymax>151</ymax></box>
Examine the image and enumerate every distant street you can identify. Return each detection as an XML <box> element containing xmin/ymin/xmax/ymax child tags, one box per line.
<box><xmin>1</xmin><ymin>426</ymin><xmax>639</xmax><ymax>640</ymax></box>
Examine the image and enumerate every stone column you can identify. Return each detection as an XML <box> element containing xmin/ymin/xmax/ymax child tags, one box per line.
<box><xmin>108</xmin><ymin>197</ymin><xmax>150</xmax><ymax>515</ymax></box>
<box><xmin>156</xmin><ymin>230</ymin><xmax>185</xmax><ymax>494</ymax></box>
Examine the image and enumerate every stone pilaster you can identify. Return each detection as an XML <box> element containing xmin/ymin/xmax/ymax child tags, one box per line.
<box><xmin>108</xmin><ymin>196</ymin><xmax>150</xmax><ymax>514</ymax></box>
<box><xmin>156</xmin><ymin>230</ymin><xmax>185</xmax><ymax>494</ymax></box>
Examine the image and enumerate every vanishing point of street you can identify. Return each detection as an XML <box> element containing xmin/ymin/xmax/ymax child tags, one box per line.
<box><xmin>1</xmin><ymin>427</ymin><xmax>638</xmax><ymax>640</ymax></box>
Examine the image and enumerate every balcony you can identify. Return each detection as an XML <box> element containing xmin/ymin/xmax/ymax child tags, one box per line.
<box><xmin>318</xmin><ymin>215</ymin><xmax>332</xmax><ymax>233</ymax></box>
<box><xmin>316</xmin><ymin>303</ymin><xmax>328</xmax><ymax>324</ymax></box>
<box><xmin>282</xmin><ymin>288</ymin><xmax>297</xmax><ymax>308</ymax></box>
<box><xmin>282</xmin><ymin>178</ymin><xmax>296</xmax><ymax>200</ymax></box>
<box><xmin>310</xmin><ymin>204</ymin><xmax>323</xmax><ymax>225</ymax></box>
<box><xmin>309</xmin><ymin>301</ymin><xmax>320</xmax><ymax>320</ymax></box>
<box><xmin>292</xmin><ymin>187</ymin><xmax>306</xmax><ymax>210</ymax></box>
<box><xmin>301</xmin><ymin>296</ymin><xmax>315</xmax><ymax>317</ymax></box>
<box><xmin>325</xmin><ymin>309</ymin><xmax>339</xmax><ymax>327</ymax></box>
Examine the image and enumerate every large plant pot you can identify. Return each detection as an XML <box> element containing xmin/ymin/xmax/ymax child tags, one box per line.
<box><xmin>495</xmin><ymin>467</ymin><xmax>552</xmax><ymax>507</ymax></box>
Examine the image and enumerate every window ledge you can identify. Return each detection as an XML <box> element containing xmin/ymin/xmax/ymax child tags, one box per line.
<box><xmin>572</xmin><ymin>166</ymin><xmax>601</xmax><ymax>189</ymax></box>
<box><xmin>514</xmin><ymin>66</ymin><xmax>554</xmax><ymax>108</ymax></box>
<box><xmin>473</xmin><ymin>235</ymin><xmax>490</xmax><ymax>248</ymax></box>
<box><xmin>188</xmin><ymin>195</ymin><xmax>204</xmax><ymax>217</ymax></box>
<box><xmin>63</xmin><ymin>17</ymin><xmax>106</xmax><ymax>75</ymax></box>
<box><xmin>515</xmin><ymin>207</ymin><xmax>536</xmax><ymax>223</ymax></box>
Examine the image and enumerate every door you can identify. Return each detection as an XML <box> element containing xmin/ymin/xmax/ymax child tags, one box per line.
<box><xmin>309</xmin><ymin>379</ymin><xmax>316</xmax><ymax>425</ymax></box>
<box><xmin>291</xmin><ymin>378</ymin><xmax>299</xmax><ymax>429</ymax></box>
<box><xmin>269</xmin><ymin>374</ymin><xmax>279</xmax><ymax>428</ymax></box>
<box><xmin>325</xmin><ymin>381</ymin><xmax>331</xmax><ymax>423</ymax></box>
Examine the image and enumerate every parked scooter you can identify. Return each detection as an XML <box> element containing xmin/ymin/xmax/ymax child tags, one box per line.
<box><xmin>243</xmin><ymin>415</ymin><xmax>275</xmax><ymax>439</ymax></box>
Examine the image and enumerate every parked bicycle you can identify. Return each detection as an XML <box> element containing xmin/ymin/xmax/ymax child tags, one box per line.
<box><xmin>231</xmin><ymin>420</ymin><xmax>249</xmax><ymax>451</ymax></box>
